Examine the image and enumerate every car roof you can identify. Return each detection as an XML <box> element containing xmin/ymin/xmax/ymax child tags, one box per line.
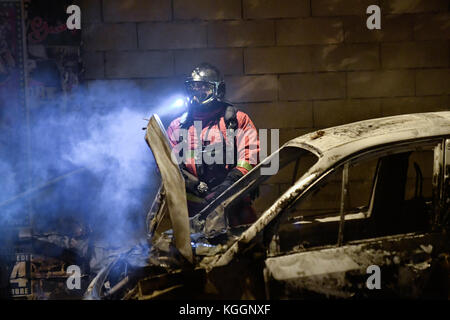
<box><xmin>285</xmin><ymin>111</ymin><xmax>450</xmax><ymax>157</ymax></box>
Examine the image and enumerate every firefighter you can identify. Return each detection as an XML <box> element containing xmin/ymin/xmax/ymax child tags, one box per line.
<box><xmin>167</xmin><ymin>63</ymin><xmax>259</xmax><ymax>225</ymax></box>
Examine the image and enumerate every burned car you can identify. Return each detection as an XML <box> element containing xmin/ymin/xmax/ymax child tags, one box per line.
<box><xmin>85</xmin><ymin>111</ymin><xmax>450</xmax><ymax>299</ymax></box>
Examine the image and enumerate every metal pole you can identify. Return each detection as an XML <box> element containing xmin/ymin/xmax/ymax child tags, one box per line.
<box><xmin>338</xmin><ymin>163</ymin><xmax>349</xmax><ymax>246</ymax></box>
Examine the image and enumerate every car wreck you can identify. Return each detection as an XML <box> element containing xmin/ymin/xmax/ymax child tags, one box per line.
<box><xmin>84</xmin><ymin>111</ymin><xmax>450</xmax><ymax>300</ymax></box>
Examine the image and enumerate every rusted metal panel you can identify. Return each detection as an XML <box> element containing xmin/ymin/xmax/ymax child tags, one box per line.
<box><xmin>144</xmin><ymin>115</ymin><xmax>193</xmax><ymax>264</ymax></box>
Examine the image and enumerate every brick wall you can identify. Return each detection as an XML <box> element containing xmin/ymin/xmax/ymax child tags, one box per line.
<box><xmin>81</xmin><ymin>0</ymin><xmax>449</xmax><ymax>140</ymax></box>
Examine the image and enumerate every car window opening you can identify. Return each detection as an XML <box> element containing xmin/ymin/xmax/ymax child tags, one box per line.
<box><xmin>274</xmin><ymin>143</ymin><xmax>437</xmax><ymax>256</ymax></box>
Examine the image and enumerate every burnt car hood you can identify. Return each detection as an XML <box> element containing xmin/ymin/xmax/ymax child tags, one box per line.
<box><xmin>144</xmin><ymin>114</ymin><xmax>193</xmax><ymax>264</ymax></box>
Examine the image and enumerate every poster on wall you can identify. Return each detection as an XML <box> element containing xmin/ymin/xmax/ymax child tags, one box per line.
<box><xmin>23</xmin><ymin>0</ymin><xmax>82</xmax><ymax>204</ymax></box>
<box><xmin>0</xmin><ymin>1</ymin><xmax>29</xmax><ymax>229</ymax></box>
<box><xmin>24</xmin><ymin>0</ymin><xmax>81</xmax><ymax>111</ymax></box>
<box><xmin>8</xmin><ymin>253</ymin><xmax>32</xmax><ymax>298</ymax></box>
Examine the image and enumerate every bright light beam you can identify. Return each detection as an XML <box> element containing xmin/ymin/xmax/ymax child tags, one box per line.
<box><xmin>172</xmin><ymin>98</ymin><xmax>185</xmax><ymax>108</ymax></box>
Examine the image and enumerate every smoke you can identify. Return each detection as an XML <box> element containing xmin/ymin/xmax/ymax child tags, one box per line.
<box><xmin>0</xmin><ymin>160</ymin><xmax>25</xmax><ymax>226</ymax></box>
<box><xmin>0</xmin><ymin>79</ymin><xmax>186</xmax><ymax>251</ymax></box>
<box><xmin>61</xmin><ymin>106</ymin><xmax>156</xmax><ymax>246</ymax></box>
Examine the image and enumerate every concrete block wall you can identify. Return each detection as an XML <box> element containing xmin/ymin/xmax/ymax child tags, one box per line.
<box><xmin>80</xmin><ymin>0</ymin><xmax>449</xmax><ymax>206</ymax></box>
<box><xmin>81</xmin><ymin>0</ymin><xmax>449</xmax><ymax>136</ymax></box>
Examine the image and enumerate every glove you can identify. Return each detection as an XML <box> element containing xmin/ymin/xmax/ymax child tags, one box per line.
<box><xmin>182</xmin><ymin>168</ymin><xmax>209</xmax><ymax>196</ymax></box>
<box><xmin>204</xmin><ymin>168</ymin><xmax>243</xmax><ymax>203</ymax></box>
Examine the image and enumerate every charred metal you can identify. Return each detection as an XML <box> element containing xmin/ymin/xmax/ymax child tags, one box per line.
<box><xmin>82</xmin><ymin>111</ymin><xmax>450</xmax><ymax>300</ymax></box>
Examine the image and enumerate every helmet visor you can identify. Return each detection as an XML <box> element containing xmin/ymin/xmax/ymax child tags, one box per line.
<box><xmin>185</xmin><ymin>81</ymin><xmax>215</xmax><ymax>104</ymax></box>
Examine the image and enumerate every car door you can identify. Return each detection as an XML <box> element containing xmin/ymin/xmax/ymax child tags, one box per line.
<box><xmin>144</xmin><ymin>114</ymin><xmax>193</xmax><ymax>263</ymax></box>
<box><xmin>264</xmin><ymin>138</ymin><xmax>450</xmax><ymax>299</ymax></box>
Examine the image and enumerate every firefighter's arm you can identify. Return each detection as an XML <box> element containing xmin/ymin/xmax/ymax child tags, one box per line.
<box><xmin>234</xmin><ymin>111</ymin><xmax>259</xmax><ymax>175</ymax></box>
<box><xmin>204</xmin><ymin>168</ymin><xmax>243</xmax><ymax>202</ymax></box>
<box><xmin>166</xmin><ymin>120</ymin><xmax>179</xmax><ymax>148</ymax></box>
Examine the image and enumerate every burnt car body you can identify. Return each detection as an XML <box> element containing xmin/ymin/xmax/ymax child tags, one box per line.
<box><xmin>85</xmin><ymin>111</ymin><xmax>450</xmax><ymax>299</ymax></box>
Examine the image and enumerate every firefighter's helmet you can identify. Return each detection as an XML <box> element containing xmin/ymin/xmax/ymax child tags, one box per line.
<box><xmin>184</xmin><ymin>63</ymin><xmax>225</xmax><ymax>107</ymax></box>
